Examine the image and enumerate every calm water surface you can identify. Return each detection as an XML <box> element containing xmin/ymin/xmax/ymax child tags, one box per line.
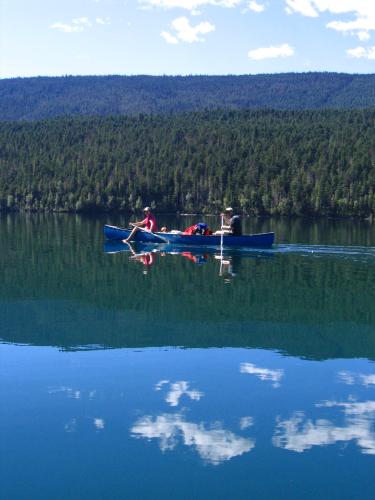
<box><xmin>1</xmin><ymin>214</ymin><xmax>375</xmax><ymax>499</ymax></box>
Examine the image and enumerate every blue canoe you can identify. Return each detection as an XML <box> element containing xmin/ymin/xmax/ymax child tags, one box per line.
<box><xmin>104</xmin><ymin>224</ymin><xmax>275</xmax><ymax>248</ymax></box>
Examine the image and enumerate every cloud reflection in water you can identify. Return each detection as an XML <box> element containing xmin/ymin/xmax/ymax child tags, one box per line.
<box><xmin>240</xmin><ymin>362</ymin><xmax>284</xmax><ymax>388</ymax></box>
<box><xmin>273</xmin><ymin>400</ymin><xmax>375</xmax><ymax>455</ymax></box>
<box><xmin>338</xmin><ymin>371</ymin><xmax>375</xmax><ymax>387</ymax></box>
<box><xmin>155</xmin><ymin>380</ymin><xmax>204</xmax><ymax>407</ymax></box>
<box><xmin>239</xmin><ymin>416</ymin><xmax>254</xmax><ymax>430</ymax></box>
<box><xmin>131</xmin><ymin>413</ymin><xmax>254</xmax><ymax>465</ymax></box>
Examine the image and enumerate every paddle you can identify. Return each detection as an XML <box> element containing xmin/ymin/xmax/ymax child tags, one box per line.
<box><xmin>129</xmin><ymin>223</ymin><xmax>169</xmax><ymax>244</ymax></box>
<box><xmin>215</xmin><ymin>214</ymin><xmax>229</xmax><ymax>273</ymax></box>
<box><xmin>220</xmin><ymin>214</ymin><xmax>224</xmax><ymax>250</ymax></box>
<box><xmin>220</xmin><ymin>214</ymin><xmax>224</xmax><ymax>275</ymax></box>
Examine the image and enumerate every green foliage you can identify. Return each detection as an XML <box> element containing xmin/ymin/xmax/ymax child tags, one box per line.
<box><xmin>0</xmin><ymin>109</ymin><xmax>374</xmax><ymax>217</ymax></box>
<box><xmin>1</xmin><ymin>73</ymin><xmax>375</xmax><ymax>120</ymax></box>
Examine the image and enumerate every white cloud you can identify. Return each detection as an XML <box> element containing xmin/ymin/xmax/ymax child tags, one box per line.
<box><xmin>161</xmin><ymin>30</ymin><xmax>179</xmax><ymax>44</ymax></box>
<box><xmin>358</xmin><ymin>31</ymin><xmax>371</xmax><ymax>41</ymax></box>
<box><xmin>239</xmin><ymin>416</ymin><xmax>254</xmax><ymax>430</ymax></box>
<box><xmin>240</xmin><ymin>362</ymin><xmax>284</xmax><ymax>387</ymax></box>
<box><xmin>165</xmin><ymin>381</ymin><xmax>204</xmax><ymax>407</ymax></box>
<box><xmin>248</xmin><ymin>0</ymin><xmax>265</xmax><ymax>13</ymax></box>
<box><xmin>131</xmin><ymin>413</ymin><xmax>254</xmax><ymax>464</ymax></box>
<box><xmin>138</xmin><ymin>0</ymin><xmax>375</xmax><ymax>43</ymax></box>
<box><xmin>50</xmin><ymin>22</ymin><xmax>84</xmax><ymax>33</ymax></box>
<box><xmin>248</xmin><ymin>43</ymin><xmax>294</xmax><ymax>60</ymax></box>
<box><xmin>94</xmin><ymin>418</ymin><xmax>105</xmax><ymax>430</ymax></box>
<box><xmin>337</xmin><ymin>371</ymin><xmax>355</xmax><ymax>385</ymax></box>
<box><xmin>155</xmin><ymin>380</ymin><xmax>203</xmax><ymax>406</ymax></box>
<box><xmin>274</xmin><ymin>399</ymin><xmax>375</xmax><ymax>455</ymax></box>
<box><xmin>161</xmin><ymin>17</ymin><xmax>215</xmax><ymax>44</ymax></box>
<box><xmin>96</xmin><ymin>17</ymin><xmax>111</xmax><ymax>25</ymax></box>
<box><xmin>50</xmin><ymin>17</ymin><xmax>110</xmax><ymax>33</ymax></box>
<box><xmin>49</xmin><ymin>386</ymin><xmax>82</xmax><ymax>399</ymax></box>
<box><xmin>155</xmin><ymin>380</ymin><xmax>170</xmax><ymax>391</ymax></box>
<box><xmin>361</xmin><ymin>374</ymin><xmax>375</xmax><ymax>386</ymax></box>
<box><xmin>347</xmin><ymin>45</ymin><xmax>375</xmax><ymax>59</ymax></box>
<box><xmin>285</xmin><ymin>1</ymin><xmax>375</xmax><ymax>40</ymax></box>
<box><xmin>327</xmin><ymin>18</ymin><xmax>375</xmax><ymax>35</ymax></box>
<box><xmin>338</xmin><ymin>371</ymin><xmax>375</xmax><ymax>386</ymax></box>
<box><xmin>139</xmin><ymin>0</ymin><xmax>242</xmax><ymax>11</ymax></box>
<box><xmin>285</xmin><ymin>0</ymin><xmax>318</xmax><ymax>17</ymax></box>
<box><xmin>317</xmin><ymin>399</ymin><xmax>375</xmax><ymax>416</ymax></box>
<box><xmin>73</xmin><ymin>17</ymin><xmax>92</xmax><ymax>26</ymax></box>
<box><xmin>273</xmin><ymin>411</ymin><xmax>375</xmax><ymax>455</ymax></box>
<box><xmin>64</xmin><ymin>418</ymin><xmax>77</xmax><ymax>433</ymax></box>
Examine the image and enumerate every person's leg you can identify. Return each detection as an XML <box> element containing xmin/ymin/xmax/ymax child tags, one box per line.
<box><xmin>123</xmin><ymin>226</ymin><xmax>139</xmax><ymax>243</ymax></box>
<box><xmin>214</xmin><ymin>230</ymin><xmax>231</xmax><ymax>235</ymax></box>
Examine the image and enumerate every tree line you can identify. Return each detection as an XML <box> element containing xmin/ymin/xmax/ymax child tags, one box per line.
<box><xmin>2</xmin><ymin>73</ymin><xmax>375</xmax><ymax>120</ymax></box>
<box><xmin>0</xmin><ymin>109</ymin><xmax>374</xmax><ymax>217</ymax></box>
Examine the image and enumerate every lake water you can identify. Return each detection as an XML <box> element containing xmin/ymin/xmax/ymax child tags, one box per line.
<box><xmin>1</xmin><ymin>213</ymin><xmax>375</xmax><ymax>499</ymax></box>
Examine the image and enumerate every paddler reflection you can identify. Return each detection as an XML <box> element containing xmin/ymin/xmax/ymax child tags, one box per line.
<box><xmin>217</xmin><ymin>254</ymin><xmax>242</xmax><ymax>280</ymax></box>
<box><xmin>125</xmin><ymin>242</ymin><xmax>157</xmax><ymax>272</ymax></box>
<box><xmin>125</xmin><ymin>241</ymin><xmax>209</xmax><ymax>270</ymax></box>
<box><xmin>181</xmin><ymin>252</ymin><xmax>208</xmax><ymax>265</ymax></box>
<box><xmin>113</xmin><ymin>241</ymin><xmax>250</xmax><ymax>278</ymax></box>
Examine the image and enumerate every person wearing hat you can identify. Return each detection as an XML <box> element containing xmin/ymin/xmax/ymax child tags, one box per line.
<box><xmin>123</xmin><ymin>206</ymin><xmax>158</xmax><ymax>243</ymax></box>
<box><xmin>220</xmin><ymin>207</ymin><xmax>242</xmax><ymax>236</ymax></box>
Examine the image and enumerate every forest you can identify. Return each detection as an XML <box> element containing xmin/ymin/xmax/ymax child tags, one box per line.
<box><xmin>0</xmin><ymin>109</ymin><xmax>374</xmax><ymax>217</ymax></box>
<box><xmin>1</xmin><ymin>73</ymin><xmax>375</xmax><ymax>120</ymax></box>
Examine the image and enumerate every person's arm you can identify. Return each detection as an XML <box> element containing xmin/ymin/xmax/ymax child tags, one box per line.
<box><xmin>133</xmin><ymin>217</ymin><xmax>147</xmax><ymax>227</ymax></box>
<box><xmin>221</xmin><ymin>215</ymin><xmax>231</xmax><ymax>230</ymax></box>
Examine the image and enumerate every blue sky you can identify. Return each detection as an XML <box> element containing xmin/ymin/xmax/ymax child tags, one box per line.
<box><xmin>1</xmin><ymin>0</ymin><xmax>375</xmax><ymax>77</ymax></box>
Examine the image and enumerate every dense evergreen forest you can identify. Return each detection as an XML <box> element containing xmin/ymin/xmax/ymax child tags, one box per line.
<box><xmin>1</xmin><ymin>73</ymin><xmax>375</xmax><ymax>120</ymax></box>
<box><xmin>0</xmin><ymin>109</ymin><xmax>374</xmax><ymax>217</ymax></box>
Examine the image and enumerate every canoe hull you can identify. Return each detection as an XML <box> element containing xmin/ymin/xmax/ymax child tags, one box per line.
<box><xmin>104</xmin><ymin>225</ymin><xmax>275</xmax><ymax>248</ymax></box>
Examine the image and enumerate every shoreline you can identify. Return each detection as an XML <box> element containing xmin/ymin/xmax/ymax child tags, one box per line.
<box><xmin>0</xmin><ymin>209</ymin><xmax>373</xmax><ymax>222</ymax></box>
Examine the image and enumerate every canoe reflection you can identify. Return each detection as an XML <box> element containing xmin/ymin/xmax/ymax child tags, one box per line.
<box><xmin>105</xmin><ymin>241</ymin><xmax>272</xmax><ymax>278</ymax></box>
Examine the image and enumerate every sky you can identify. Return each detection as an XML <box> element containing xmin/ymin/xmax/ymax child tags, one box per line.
<box><xmin>1</xmin><ymin>0</ymin><xmax>375</xmax><ymax>78</ymax></box>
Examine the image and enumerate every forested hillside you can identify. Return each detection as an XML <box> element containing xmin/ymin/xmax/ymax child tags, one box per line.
<box><xmin>1</xmin><ymin>109</ymin><xmax>374</xmax><ymax>217</ymax></box>
<box><xmin>1</xmin><ymin>73</ymin><xmax>375</xmax><ymax>120</ymax></box>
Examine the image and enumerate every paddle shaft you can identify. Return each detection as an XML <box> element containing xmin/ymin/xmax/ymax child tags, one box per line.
<box><xmin>220</xmin><ymin>214</ymin><xmax>224</xmax><ymax>275</ymax></box>
<box><xmin>220</xmin><ymin>215</ymin><xmax>224</xmax><ymax>249</ymax></box>
<box><xmin>129</xmin><ymin>223</ymin><xmax>168</xmax><ymax>243</ymax></box>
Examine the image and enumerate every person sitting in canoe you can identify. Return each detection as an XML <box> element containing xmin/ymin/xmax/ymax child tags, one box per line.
<box><xmin>183</xmin><ymin>222</ymin><xmax>212</xmax><ymax>235</ymax></box>
<box><xmin>123</xmin><ymin>206</ymin><xmax>158</xmax><ymax>243</ymax></box>
<box><xmin>215</xmin><ymin>207</ymin><xmax>242</xmax><ymax>236</ymax></box>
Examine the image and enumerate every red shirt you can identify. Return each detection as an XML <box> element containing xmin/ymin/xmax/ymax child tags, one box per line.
<box><xmin>140</xmin><ymin>253</ymin><xmax>156</xmax><ymax>266</ymax></box>
<box><xmin>142</xmin><ymin>212</ymin><xmax>158</xmax><ymax>232</ymax></box>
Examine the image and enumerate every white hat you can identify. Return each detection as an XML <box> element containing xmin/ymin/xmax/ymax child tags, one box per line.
<box><xmin>143</xmin><ymin>206</ymin><xmax>151</xmax><ymax>212</ymax></box>
<box><xmin>224</xmin><ymin>207</ymin><xmax>233</xmax><ymax>212</ymax></box>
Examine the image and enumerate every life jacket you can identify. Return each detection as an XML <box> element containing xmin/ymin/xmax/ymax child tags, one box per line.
<box><xmin>183</xmin><ymin>223</ymin><xmax>212</xmax><ymax>236</ymax></box>
<box><xmin>230</xmin><ymin>215</ymin><xmax>242</xmax><ymax>236</ymax></box>
<box><xmin>181</xmin><ymin>252</ymin><xmax>208</xmax><ymax>264</ymax></box>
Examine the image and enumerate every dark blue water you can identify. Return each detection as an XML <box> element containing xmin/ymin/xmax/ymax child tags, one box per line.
<box><xmin>1</xmin><ymin>214</ymin><xmax>375</xmax><ymax>499</ymax></box>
